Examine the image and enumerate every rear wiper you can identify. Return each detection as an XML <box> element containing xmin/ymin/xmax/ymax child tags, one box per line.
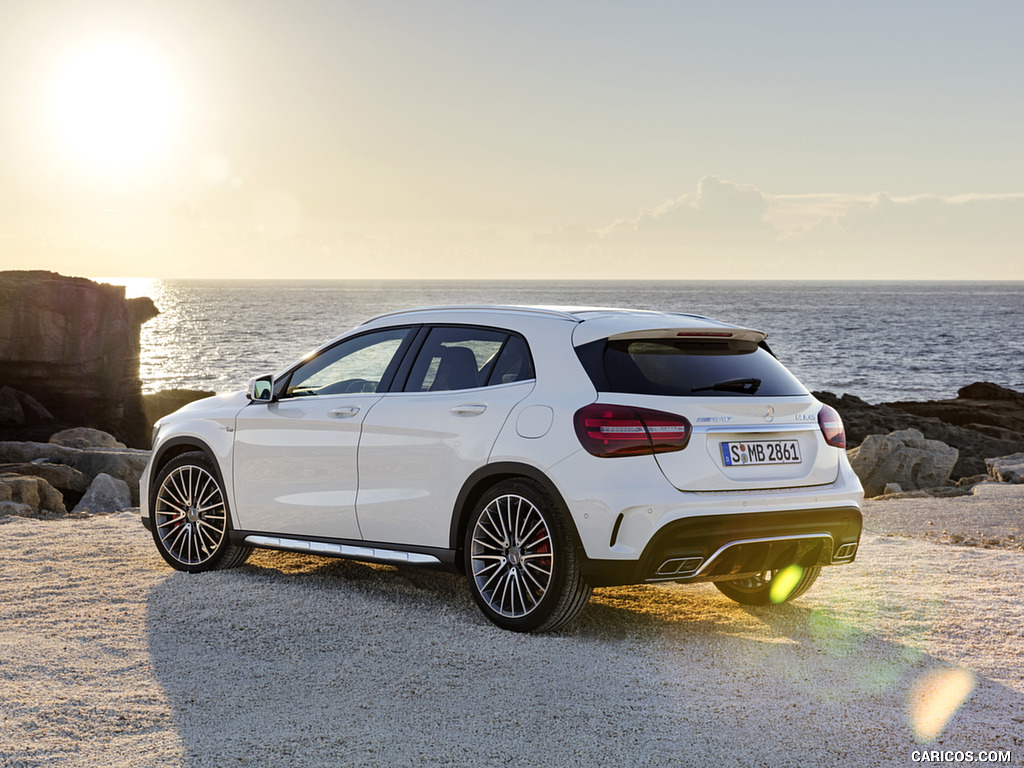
<box><xmin>691</xmin><ymin>377</ymin><xmax>762</xmax><ymax>394</ymax></box>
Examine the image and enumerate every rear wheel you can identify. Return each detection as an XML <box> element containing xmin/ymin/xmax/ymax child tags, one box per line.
<box><xmin>151</xmin><ymin>451</ymin><xmax>252</xmax><ymax>573</ymax></box>
<box><xmin>714</xmin><ymin>565</ymin><xmax>820</xmax><ymax>606</ymax></box>
<box><xmin>465</xmin><ymin>478</ymin><xmax>591</xmax><ymax>633</ymax></box>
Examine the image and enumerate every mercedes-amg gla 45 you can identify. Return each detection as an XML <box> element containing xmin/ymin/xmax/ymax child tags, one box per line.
<box><xmin>142</xmin><ymin>306</ymin><xmax>863</xmax><ymax>632</ymax></box>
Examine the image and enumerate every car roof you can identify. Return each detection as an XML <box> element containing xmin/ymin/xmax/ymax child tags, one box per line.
<box><xmin>361</xmin><ymin>305</ymin><xmax>766</xmax><ymax>344</ymax></box>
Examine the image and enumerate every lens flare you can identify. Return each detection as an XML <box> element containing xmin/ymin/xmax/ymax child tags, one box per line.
<box><xmin>907</xmin><ymin>667</ymin><xmax>976</xmax><ymax>742</ymax></box>
<box><xmin>769</xmin><ymin>565</ymin><xmax>804</xmax><ymax>604</ymax></box>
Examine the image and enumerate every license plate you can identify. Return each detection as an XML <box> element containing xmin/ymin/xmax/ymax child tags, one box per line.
<box><xmin>721</xmin><ymin>440</ymin><xmax>801</xmax><ymax>466</ymax></box>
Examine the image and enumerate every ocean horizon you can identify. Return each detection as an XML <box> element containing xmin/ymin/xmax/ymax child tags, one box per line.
<box><xmin>100</xmin><ymin>278</ymin><xmax>1024</xmax><ymax>404</ymax></box>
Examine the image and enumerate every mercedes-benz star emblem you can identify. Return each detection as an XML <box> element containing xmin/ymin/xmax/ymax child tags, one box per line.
<box><xmin>762</xmin><ymin>405</ymin><xmax>775</xmax><ymax>423</ymax></box>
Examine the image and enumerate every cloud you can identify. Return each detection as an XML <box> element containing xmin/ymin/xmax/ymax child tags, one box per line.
<box><xmin>600</xmin><ymin>175</ymin><xmax>774</xmax><ymax>243</ymax></box>
<box><xmin>788</xmin><ymin>192</ymin><xmax>1024</xmax><ymax>277</ymax></box>
<box><xmin>2</xmin><ymin>176</ymin><xmax>1022</xmax><ymax>280</ymax></box>
<box><xmin>521</xmin><ymin>179</ymin><xmax>1024</xmax><ymax>279</ymax></box>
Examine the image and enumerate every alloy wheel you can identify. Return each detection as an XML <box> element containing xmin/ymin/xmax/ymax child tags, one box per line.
<box><xmin>469</xmin><ymin>493</ymin><xmax>554</xmax><ymax>619</ymax></box>
<box><xmin>154</xmin><ymin>464</ymin><xmax>228</xmax><ymax>567</ymax></box>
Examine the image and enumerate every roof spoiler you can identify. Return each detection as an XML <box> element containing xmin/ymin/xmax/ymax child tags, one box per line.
<box><xmin>606</xmin><ymin>327</ymin><xmax>767</xmax><ymax>344</ymax></box>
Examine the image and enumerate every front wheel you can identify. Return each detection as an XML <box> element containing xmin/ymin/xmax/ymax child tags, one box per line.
<box><xmin>714</xmin><ymin>565</ymin><xmax>821</xmax><ymax>606</ymax></box>
<box><xmin>151</xmin><ymin>451</ymin><xmax>252</xmax><ymax>573</ymax></box>
<box><xmin>464</xmin><ymin>478</ymin><xmax>591</xmax><ymax>633</ymax></box>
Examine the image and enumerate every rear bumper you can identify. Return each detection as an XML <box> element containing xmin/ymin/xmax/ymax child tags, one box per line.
<box><xmin>580</xmin><ymin>505</ymin><xmax>862</xmax><ymax>587</ymax></box>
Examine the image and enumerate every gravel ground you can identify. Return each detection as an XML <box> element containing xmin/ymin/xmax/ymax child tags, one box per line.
<box><xmin>2</xmin><ymin>492</ymin><xmax>1023</xmax><ymax>768</ymax></box>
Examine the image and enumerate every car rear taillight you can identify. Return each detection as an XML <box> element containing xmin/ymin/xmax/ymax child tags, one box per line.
<box><xmin>817</xmin><ymin>404</ymin><xmax>846</xmax><ymax>449</ymax></box>
<box><xmin>574</xmin><ymin>404</ymin><xmax>691</xmax><ymax>458</ymax></box>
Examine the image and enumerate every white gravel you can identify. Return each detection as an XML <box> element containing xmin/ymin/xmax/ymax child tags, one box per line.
<box><xmin>2</xmin><ymin>496</ymin><xmax>1023</xmax><ymax>767</ymax></box>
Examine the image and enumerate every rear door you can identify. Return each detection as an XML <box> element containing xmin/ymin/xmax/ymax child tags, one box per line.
<box><xmin>577</xmin><ymin>332</ymin><xmax>840</xmax><ymax>491</ymax></box>
<box><xmin>355</xmin><ymin>326</ymin><xmax>535</xmax><ymax>547</ymax></box>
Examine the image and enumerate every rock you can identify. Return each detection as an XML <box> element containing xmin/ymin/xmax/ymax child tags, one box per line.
<box><xmin>883</xmin><ymin>382</ymin><xmax>1024</xmax><ymax>438</ymax></box>
<box><xmin>986</xmin><ymin>453</ymin><xmax>1024</xmax><ymax>484</ymax></box>
<box><xmin>847</xmin><ymin>428</ymin><xmax>959</xmax><ymax>498</ymax></box>
<box><xmin>0</xmin><ymin>461</ymin><xmax>91</xmax><ymax>496</ymax></box>
<box><xmin>0</xmin><ymin>385</ymin><xmax>53</xmax><ymax>427</ymax></box>
<box><xmin>815</xmin><ymin>390</ymin><xmax>1024</xmax><ymax>479</ymax></box>
<box><xmin>0</xmin><ymin>473</ymin><xmax>67</xmax><ymax>515</ymax></box>
<box><xmin>143</xmin><ymin>389</ymin><xmax>216</xmax><ymax>428</ymax></box>
<box><xmin>955</xmin><ymin>474</ymin><xmax>990</xmax><ymax>488</ymax></box>
<box><xmin>68</xmin><ymin>450</ymin><xmax>149</xmax><ymax>506</ymax></box>
<box><xmin>958</xmin><ymin>382</ymin><xmax>1023</xmax><ymax>401</ymax></box>
<box><xmin>883</xmin><ymin>482</ymin><xmax>904</xmax><ymax>495</ymax></box>
<box><xmin>0</xmin><ymin>441</ymin><xmax>149</xmax><ymax>506</ymax></box>
<box><xmin>0</xmin><ymin>500</ymin><xmax>35</xmax><ymax>517</ymax></box>
<box><xmin>0</xmin><ymin>271</ymin><xmax>158</xmax><ymax>446</ymax></box>
<box><xmin>72</xmin><ymin>473</ymin><xmax>132</xmax><ymax>514</ymax></box>
<box><xmin>49</xmin><ymin>427</ymin><xmax>126</xmax><ymax>450</ymax></box>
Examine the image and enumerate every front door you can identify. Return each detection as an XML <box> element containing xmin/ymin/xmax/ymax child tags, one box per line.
<box><xmin>231</xmin><ymin>326</ymin><xmax>414</xmax><ymax>539</ymax></box>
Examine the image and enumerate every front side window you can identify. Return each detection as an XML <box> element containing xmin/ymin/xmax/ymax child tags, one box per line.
<box><xmin>284</xmin><ymin>327</ymin><xmax>411</xmax><ymax>397</ymax></box>
<box><xmin>404</xmin><ymin>327</ymin><xmax>534</xmax><ymax>392</ymax></box>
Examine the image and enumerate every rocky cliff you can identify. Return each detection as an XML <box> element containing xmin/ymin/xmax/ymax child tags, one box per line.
<box><xmin>0</xmin><ymin>271</ymin><xmax>157</xmax><ymax>447</ymax></box>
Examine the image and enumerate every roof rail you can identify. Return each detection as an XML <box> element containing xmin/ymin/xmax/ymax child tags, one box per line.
<box><xmin>360</xmin><ymin>305</ymin><xmax>584</xmax><ymax>325</ymax></box>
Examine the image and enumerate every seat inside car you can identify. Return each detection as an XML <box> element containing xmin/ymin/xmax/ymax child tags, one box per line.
<box><xmin>430</xmin><ymin>346</ymin><xmax>480</xmax><ymax>391</ymax></box>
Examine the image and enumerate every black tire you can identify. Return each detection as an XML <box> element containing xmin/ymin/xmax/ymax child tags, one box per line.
<box><xmin>464</xmin><ymin>478</ymin><xmax>591</xmax><ymax>633</ymax></box>
<box><xmin>714</xmin><ymin>565</ymin><xmax>821</xmax><ymax>606</ymax></box>
<box><xmin>150</xmin><ymin>451</ymin><xmax>252</xmax><ymax>573</ymax></box>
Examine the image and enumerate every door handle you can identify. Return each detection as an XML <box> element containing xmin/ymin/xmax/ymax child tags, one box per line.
<box><xmin>329</xmin><ymin>406</ymin><xmax>361</xmax><ymax>418</ymax></box>
<box><xmin>451</xmin><ymin>404</ymin><xmax>487</xmax><ymax>416</ymax></box>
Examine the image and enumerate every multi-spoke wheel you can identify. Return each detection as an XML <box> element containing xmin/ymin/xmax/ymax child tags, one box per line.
<box><xmin>150</xmin><ymin>451</ymin><xmax>251</xmax><ymax>572</ymax></box>
<box><xmin>465</xmin><ymin>478</ymin><xmax>591</xmax><ymax>633</ymax></box>
<box><xmin>714</xmin><ymin>565</ymin><xmax>820</xmax><ymax>606</ymax></box>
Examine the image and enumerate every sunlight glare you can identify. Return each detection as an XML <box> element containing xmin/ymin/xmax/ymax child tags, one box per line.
<box><xmin>48</xmin><ymin>37</ymin><xmax>181</xmax><ymax>176</ymax></box>
<box><xmin>907</xmin><ymin>667</ymin><xmax>976</xmax><ymax>742</ymax></box>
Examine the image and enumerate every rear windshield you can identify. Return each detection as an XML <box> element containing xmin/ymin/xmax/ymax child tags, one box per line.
<box><xmin>575</xmin><ymin>338</ymin><xmax>809</xmax><ymax>397</ymax></box>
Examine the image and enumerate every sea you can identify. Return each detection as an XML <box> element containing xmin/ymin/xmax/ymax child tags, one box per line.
<box><xmin>105</xmin><ymin>279</ymin><xmax>1024</xmax><ymax>405</ymax></box>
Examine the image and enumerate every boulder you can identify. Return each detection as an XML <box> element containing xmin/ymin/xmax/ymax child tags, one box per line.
<box><xmin>0</xmin><ymin>500</ymin><xmax>35</xmax><ymax>517</ymax></box>
<box><xmin>0</xmin><ymin>441</ymin><xmax>80</xmax><ymax>464</ymax></box>
<box><xmin>847</xmin><ymin>428</ymin><xmax>959</xmax><ymax>498</ymax></box>
<box><xmin>68</xmin><ymin>450</ymin><xmax>149</xmax><ymax>506</ymax></box>
<box><xmin>986</xmin><ymin>453</ymin><xmax>1024</xmax><ymax>484</ymax></box>
<box><xmin>0</xmin><ymin>385</ymin><xmax>53</xmax><ymax>427</ymax></box>
<box><xmin>72</xmin><ymin>473</ymin><xmax>132</xmax><ymax>514</ymax></box>
<box><xmin>0</xmin><ymin>473</ymin><xmax>67</xmax><ymax>515</ymax></box>
<box><xmin>0</xmin><ymin>441</ymin><xmax>149</xmax><ymax>506</ymax></box>
<box><xmin>49</xmin><ymin>427</ymin><xmax>126</xmax><ymax>450</ymax></box>
<box><xmin>816</xmin><ymin>390</ymin><xmax>1024</xmax><ymax>479</ymax></box>
<box><xmin>0</xmin><ymin>271</ymin><xmax>158</xmax><ymax>446</ymax></box>
<box><xmin>0</xmin><ymin>461</ymin><xmax>91</xmax><ymax>496</ymax></box>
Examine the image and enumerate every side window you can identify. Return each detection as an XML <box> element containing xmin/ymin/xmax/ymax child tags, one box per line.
<box><xmin>405</xmin><ymin>327</ymin><xmax>508</xmax><ymax>393</ymax></box>
<box><xmin>284</xmin><ymin>327</ymin><xmax>411</xmax><ymax>397</ymax></box>
<box><xmin>486</xmin><ymin>334</ymin><xmax>534</xmax><ymax>386</ymax></box>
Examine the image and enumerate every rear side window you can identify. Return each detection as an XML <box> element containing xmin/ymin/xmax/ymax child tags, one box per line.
<box><xmin>575</xmin><ymin>338</ymin><xmax>808</xmax><ymax>397</ymax></box>
<box><xmin>404</xmin><ymin>327</ymin><xmax>535</xmax><ymax>392</ymax></box>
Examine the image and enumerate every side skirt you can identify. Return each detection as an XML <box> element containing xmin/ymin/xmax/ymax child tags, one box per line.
<box><xmin>230</xmin><ymin>530</ymin><xmax>457</xmax><ymax>570</ymax></box>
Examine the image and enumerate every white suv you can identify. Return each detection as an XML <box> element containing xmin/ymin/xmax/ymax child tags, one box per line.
<box><xmin>141</xmin><ymin>306</ymin><xmax>863</xmax><ymax>632</ymax></box>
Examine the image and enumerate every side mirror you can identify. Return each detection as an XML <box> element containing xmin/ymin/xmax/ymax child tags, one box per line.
<box><xmin>246</xmin><ymin>375</ymin><xmax>275</xmax><ymax>402</ymax></box>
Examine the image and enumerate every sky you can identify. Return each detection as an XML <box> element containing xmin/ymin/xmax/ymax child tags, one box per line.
<box><xmin>0</xmin><ymin>0</ymin><xmax>1022</xmax><ymax>280</ymax></box>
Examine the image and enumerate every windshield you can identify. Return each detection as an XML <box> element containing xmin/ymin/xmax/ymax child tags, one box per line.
<box><xmin>575</xmin><ymin>338</ymin><xmax>809</xmax><ymax>397</ymax></box>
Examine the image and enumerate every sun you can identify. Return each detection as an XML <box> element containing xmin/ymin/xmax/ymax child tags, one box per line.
<box><xmin>47</xmin><ymin>37</ymin><xmax>182</xmax><ymax>177</ymax></box>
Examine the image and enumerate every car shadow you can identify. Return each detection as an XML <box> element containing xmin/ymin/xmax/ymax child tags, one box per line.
<box><xmin>146</xmin><ymin>552</ymin><xmax>1024</xmax><ymax>767</ymax></box>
